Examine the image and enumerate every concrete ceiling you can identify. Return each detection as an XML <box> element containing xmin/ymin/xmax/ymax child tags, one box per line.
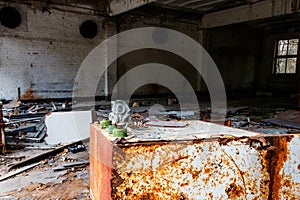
<box><xmin>109</xmin><ymin>0</ymin><xmax>264</xmax><ymax>16</ymax></box>
<box><xmin>154</xmin><ymin>0</ymin><xmax>256</xmax><ymax>14</ymax></box>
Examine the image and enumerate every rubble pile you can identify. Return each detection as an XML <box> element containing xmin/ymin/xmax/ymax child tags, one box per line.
<box><xmin>129</xmin><ymin>103</ymin><xmax>300</xmax><ymax>134</ymax></box>
<box><xmin>2</xmin><ymin>100</ymin><xmax>71</xmax><ymax>148</ymax></box>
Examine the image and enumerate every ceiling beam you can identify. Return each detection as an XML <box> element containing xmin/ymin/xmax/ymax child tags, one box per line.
<box><xmin>177</xmin><ymin>0</ymin><xmax>205</xmax><ymax>7</ymax></box>
<box><xmin>190</xmin><ymin>0</ymin><xmax>228</xmax><ymax>9</ymax></box>
<box><xmin>202</xmin><ymin>0</ymin><xmax>300</xmax><ymax>28</ymax></box>
<box><xmin>161</xmin><ymin>0</ymin><xmax>181</xmax><ymax>5</ymax></box>
<box><xmin>109</xmin><ymin>0</ymin><xmax>158</xmax><ymax>16</ymax></box>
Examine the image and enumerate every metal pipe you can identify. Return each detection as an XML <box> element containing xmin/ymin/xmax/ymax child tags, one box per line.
<box><xmin>0</xmin><ymin>101</ymin><xmax>6</xmax><ymax>154</ymax></box>
<box><xmin>18</xmin><ymin>87</ymin><xmax>21</xmax><ymax>101</ymax></box>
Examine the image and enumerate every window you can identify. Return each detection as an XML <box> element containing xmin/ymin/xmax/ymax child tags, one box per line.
<box><xmin>274</xmin><ymin>38</ymin><xmax>299</xmax><ymax>74</ymax></box>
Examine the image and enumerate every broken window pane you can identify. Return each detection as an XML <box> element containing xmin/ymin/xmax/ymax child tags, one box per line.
<box><xmin>275</xmin><ymin>38</ymin><xmax>298</xmax><ymax>74</ymax></box>
<box><xmin>277</xmin><ymin>40</ymin><xmax>288</xmax><ymax>56</ymax></box>
<box><xmin>286</xmin><ymin>58</ymin><xmax>297</xmax><ymax>73</ymax></box>
<box><xmin>288</xmin><ymin>39</ymin><xmax>299</xmax><ymax>55</ymax></box>
<box><xmin>276</xmin><ymin>58</ymin><xmax>286</xmax><ymax>73</ymax></box>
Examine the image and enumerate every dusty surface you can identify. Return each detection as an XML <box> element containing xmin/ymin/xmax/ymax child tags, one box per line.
<box><xmin>0</xmin><ymin>145</ymin><xmax>90</xmax><ymax>200</ymax></box>
<box><xmin>2</xmin><ymin>171</ymin><xmax>90</xmax><ymax>199</ymax></box>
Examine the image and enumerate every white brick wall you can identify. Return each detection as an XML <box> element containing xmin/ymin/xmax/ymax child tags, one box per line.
<box><xmin>0</xmin><ymin>3</ymin><xmax>115</xmax><ymax>100</ymax></box>
<box><xmin>0</xmin><ymin>2</ymin><xmax>206</xmax><ymax>100</ymax></box>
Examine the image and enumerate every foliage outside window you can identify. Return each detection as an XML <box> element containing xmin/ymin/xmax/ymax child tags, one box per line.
<box><xmin>274</xmin><ymin>38</ymin><xmax>299</xmax><ymax>74</ymax></box>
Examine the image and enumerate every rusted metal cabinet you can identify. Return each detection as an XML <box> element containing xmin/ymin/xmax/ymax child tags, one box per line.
<box><xmin>90</xmin><ymin>121</ymin><xmax>300</xmax><ymax>200</ymax></box>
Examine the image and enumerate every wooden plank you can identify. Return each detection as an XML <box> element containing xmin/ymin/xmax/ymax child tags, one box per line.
<box><xmin>0</xmin><ymin>155</ymin><xmax>25</xmax><ymax>159</ymax></box>
<box><xmin>10</xmin><ymin>113</ymin><xmax>47</xmax><ymax>120</ymax></box>
<box><xmin>276</xmin><ymin>110</ymin><xmax>300</xmax><ymax>123</ymax></box>
<box><xmin>52</xmin><ymin>161</ymin><xmax>89</xmax><ymax>172</ymax></box>
<box><xmin>0</xmin><ymin>163</ymin><xmax>39</xmax><ymax>182</ymax></box>
<box><xmin>5</xmin><ymin>125</ymin><xmax>36</xmax><ymax>135</ymax></box>
<box><xmin>263</xmin><ymin>118</ymin><xmax>300</xmax><ymax>129</ymax></box>
<box><xmin>63</xmin><ymin>161</ymin><xmax>89</xmax><ymax>168</ymax></box>
<box><xmin>8</xmin><ymin>141</ymin><xmax>82</xmax><ymax>171</ymax></box>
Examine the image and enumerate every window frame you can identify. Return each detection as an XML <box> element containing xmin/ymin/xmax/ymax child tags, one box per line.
<box><xmin>273</xmin><ymin>37</ymin><xmax>299</xmax><ymax>75</ymax></box>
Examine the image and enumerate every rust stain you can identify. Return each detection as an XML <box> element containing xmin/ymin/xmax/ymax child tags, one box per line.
<box><xmin>111</xmin><ymin>169</ymin><xmax>125</xmax><ymax>197</ymax></box>
<box><xmin>21</xmin><ymin>88</ymin><xmax>36</xmax><ymax>100</ymax></box>
<box><xmin>218</xmin><ymin>138</ymin><xmax>233</xmax><ymax>146</ymax></box>
<box><xmin>221</xmin><ymin>149</ymin><xmax>247</xmax><ymax>199</ymax></box>
<box><xmin>271</xmin><ymin>136</ymin><xmax>291</xmax><ymax>200</ymax></box>
<box><xmin>248</xmin><ymin>137</ymin><xmax>269</xmax><ymax>149</ymax></box>
<box><xmin>189</xmin><ymin>169</ymin><xmax>201</xmax><ymax>179</ymax></box>
<box><xmin>204</xmin><ymin>168</ymin><xmax>210</xmax><ymax>174</ymax></box>
<box><xmin>157</xmin><ymin>155</ymin><xmax>188</xmax><ymax>170</ymax></box>
<box><xmin>225</xmin><ymin>183</ymin><xmax>244</xmax><ymax>199</ymax></box>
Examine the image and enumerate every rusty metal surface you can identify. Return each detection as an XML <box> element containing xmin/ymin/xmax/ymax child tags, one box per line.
<box><xmin>275</xmin><ymin>135</ymin><xmax>300</xmax><ymax>199</ymax></box>
<box><xmin>90</xmin><ymin>124</ymin><xmax>112</xmax><ymax>200</ymax></box>
<box><xmin>90</xmin><ymin>123</ymin><xmax>300</xmax><ymax>200</ymax></box>
<box><xmin>112</xmin><ymin>139</ymin><xmax>270</xmax><ymax>199</ymax></box>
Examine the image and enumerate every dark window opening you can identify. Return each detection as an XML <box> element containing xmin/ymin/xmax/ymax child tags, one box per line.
<box><xmin>274</xmin><ymin>38</ymin><xmax>299</xmax><ymax>74</ymax></box>
<box><xmin>0</xmin><ymin>6</ymin><xmax>21</xmax><ymax>29</ymax></box>
<box><xmin>80</xmin><ymin>20</ymin><xmax>98</xmax><ymax>39</ymax></box>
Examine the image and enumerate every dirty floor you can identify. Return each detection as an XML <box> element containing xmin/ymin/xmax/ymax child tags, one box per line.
<box><xmin>0</xmin><ymin>143</ymin><xmax>90</xmax><ymax>200</ymax></box>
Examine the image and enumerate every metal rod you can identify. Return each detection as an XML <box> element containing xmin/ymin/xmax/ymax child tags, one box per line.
<box><xmin>0</xmin><ymin>101</ymin><xmax>6</xmax><ymax>154</ymax></box>
<box><xmin>18</xmin><ymin>87</ymin><xmax>21</xmax><ymax>101</ymax></box>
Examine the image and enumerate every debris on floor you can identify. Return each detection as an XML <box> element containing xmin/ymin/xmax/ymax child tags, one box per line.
<box><xmin>2</xmin><ymin>100</ymin><xmax>62</xmax><ymax>149</ymax></box>
<box><xmin>0</xmin><ymin>139</ymin><xmax>90</xmax><ymax>199</ymax></box>
<box><xmin>128</xmin><ymin>103</ymin><xmax>300</xmax><ymax>135</ymax></box>
<box><xmin>225</xmin><ymin>107</ymin><xmax>300</xmax><ymax>134</ymax></box>
<box><xmin>263</xmin><ymin>109</ymin><xmax>300</xmax><ymax>129</ymax></box>
<box><xmin>276</xmin><ymin>109</ymin><xmax>300</xmax><ymax>123</ymax></box>
<box><xmin>0</xmin><ymin>99</ymin><xmax>91</xmax><ymax>198</ymax></box>
<box><xmin>1</xmin><ymin>99</ymin><xmax>97</xmax><ymax>149</ymax></box>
